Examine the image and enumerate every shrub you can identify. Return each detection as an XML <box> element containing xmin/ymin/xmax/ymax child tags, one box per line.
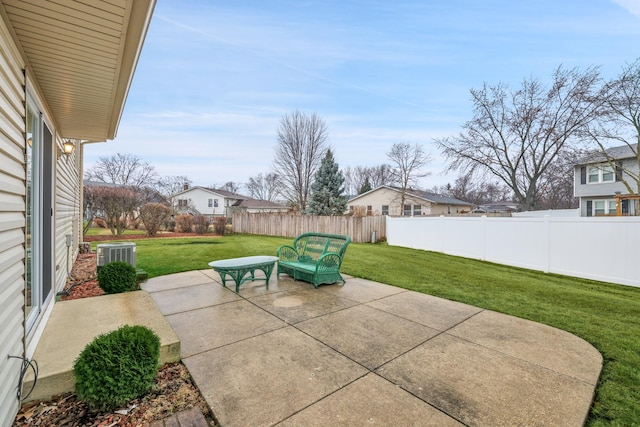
<box><xmin>175</xmin><ymin>214</ymin><xmax>193</xmax><ymax>233</ymax></box>
<box><xmin>73</xmin><ymin>325</ymin><xmax>160</xmax><ymax>411</ymax></box>
<box><xmin>139</xmin><ymin>203</ymin><xmax>171</xmax><ymax>236</ymax></box>
<box><xmin>224</xmin><ymin>224</ymin><xmax>234</xmax><ymax>235</ymax></box>
<box><xmin>94</xmin><ymin>218</ymin><xmax>107</xmax><ymax>228</ymax></box>
<box><xmin>193</xmin><ymin>215</ymin><xmax>209</xmax><ymax>234</ymax></box>
<box><xmin>213</xmin><ymin>216</ymin><xmax>227</xmax><ymax>235</ymax></box>
<box><xmin>98</xmin><ymin>261</ymin><xmax>137</xmax><ymax>294</ymax></box>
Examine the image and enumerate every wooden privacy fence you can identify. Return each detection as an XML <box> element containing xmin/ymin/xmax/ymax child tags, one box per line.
<box><xmin>231</xmin><ymin>213</ymin><xmax>386</xmax><ymax>243</ymax></box>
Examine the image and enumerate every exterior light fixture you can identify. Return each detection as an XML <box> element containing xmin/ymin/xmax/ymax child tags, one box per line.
<box><xmin>62</xmin><ymin>140</ymin><xmax>75</xmax><ymax>155</ymax></box>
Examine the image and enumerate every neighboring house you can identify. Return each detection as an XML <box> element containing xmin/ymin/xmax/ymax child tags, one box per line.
<box><xmin>0</xmin><ymin>2</ymin><xmax>155</xmax><ymax>426</ymax></box>
<box><xmin>471</xmin><ymin>201</ymin><xmax>521</xmax><ymax>214</ymax></box>
<box><xmin>347</xmin><ymin>186</ymin><xmax>473</xmax><ymax>216</ymax></box>
<box><xmin>170</xmin><ymin>185</ymin><xmax>289</xmax><ymax>217</ymax></box>
<box><xmin>574</xmin><ymin>144</ymin><xmax>639</xmax><ymax>217</ymax></box>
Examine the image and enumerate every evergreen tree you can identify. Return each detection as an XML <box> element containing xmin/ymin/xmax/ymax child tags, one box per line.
<box><xmin>306</xmin><ymin>149</ymin><xmax>347</xmax><ymax>215</ymax></box>
<box><xmin>358</xmin><ymin>177</ymin><xmax>372</xmax><ymax>194</ymax></box>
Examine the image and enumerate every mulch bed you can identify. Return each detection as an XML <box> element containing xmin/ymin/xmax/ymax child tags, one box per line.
<box><xmin>13</xmin><ymin>235</ymin><xmax>218</xmax><ymax>426</ymax></box>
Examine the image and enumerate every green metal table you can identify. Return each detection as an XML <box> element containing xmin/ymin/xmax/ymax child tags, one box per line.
<box><xmin>208</xmin><ymin>256</ymin><xmax>279</xmax><ymax>293</ymax></box>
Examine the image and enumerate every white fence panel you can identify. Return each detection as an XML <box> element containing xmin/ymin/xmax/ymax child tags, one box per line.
<box><xmin>484</xmin><ymin>217</ymin><xmax>548</xmax><ymax>271</ymax></box>
<box><xmin>386</xmin><ymin>216</ymin><xmax>640</xmax><ymax>288</ymax></box>
<box><xmin>514</xmin><ymin>209</ymin><xmax>580</xmax><ymax>218</ymax></box>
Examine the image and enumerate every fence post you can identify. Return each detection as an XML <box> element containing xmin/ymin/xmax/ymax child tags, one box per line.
<box><xmin>544</xmin><ymin>215</ymin><xmax>551</xmax><ymax>273</ymax></box>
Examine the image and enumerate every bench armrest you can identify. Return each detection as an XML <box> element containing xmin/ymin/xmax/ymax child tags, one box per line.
<box><xmin>316</xmin><ymin>252</ymin><xmax>342</xmax><ymax>271</ymax></box>
<box><xmin>277</xmin><ymin>245</ymin><xmax>298</xmax><ymax>262</ymax></box>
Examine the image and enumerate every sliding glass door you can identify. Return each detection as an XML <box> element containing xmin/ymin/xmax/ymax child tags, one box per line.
<box><xmin>25</xmin><ymin>101</ymin><xmax>53</xmax><ymax>334</ymax></box>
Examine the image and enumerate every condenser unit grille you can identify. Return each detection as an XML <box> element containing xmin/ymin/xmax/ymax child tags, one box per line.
<box><xmin>97</xmin><ymin>242</ymin><xmax>136</xmax><ymax>268</ymax></box>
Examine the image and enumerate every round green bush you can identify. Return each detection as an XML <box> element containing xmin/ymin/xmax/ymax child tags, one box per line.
<box><xmin>97</xmin><ymin>261</ymin><xmax>137</xmax><ymax>294</ymax></box>
<box><xmin>73</xmin><ymin>325</ymin><xmax>160</xmax><ymax>410</ymax></box>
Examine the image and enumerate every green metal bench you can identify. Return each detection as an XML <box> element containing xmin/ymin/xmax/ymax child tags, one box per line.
<box><xmin>276</xmin><ymin>232</ymin><xmax>351</xmax><ymax>288</ymax></box>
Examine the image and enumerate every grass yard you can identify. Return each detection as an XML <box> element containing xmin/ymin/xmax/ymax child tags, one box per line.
<box><xmin>106</xmin><ymin>234</ymin><xmax>639</xmax><ymax>426</ymax></box>
<box><xmin>85</xmin><ymin>228</ymin><xmax>147</xmax><ymax>236</ymax></box>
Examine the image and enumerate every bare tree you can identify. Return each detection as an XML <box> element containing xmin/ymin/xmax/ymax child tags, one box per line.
<box><xmin>534</xmin><ymin>149</ymin><xmax>582</xmax><ymax>209</ymax></box>
<box><xmin>85</xmin><ymin>153</ymin><xmax>157</xmax><ymax>190</ymax></box>
<box><xmin>219</xmin><ymin>181</ymin><xmax>241</xmax><ymax>194</ymax></box>
<box><xmin>91</xmin><ymin>186</ymin><xmax>141</xmax><ymax>236</ymax></box>
<box><xmin>155</xmin><ymin>175</ymin><xmax>192</xmax><ymax>197</ymax></box>
<box><xmin>586</xmin><ymin>59</ymin><xmax>640</xmax><ymax>196</ymax></box>
<box><xmin>387</xmin><ymin>142</ymin><xmax>431</xmax><ymax>211</ymax></box>
<box><xmin>343</xmin><ymin>164</ymin><xmax>394</xmax><ymax>195</ymax></box>
<box><xmin>436</xmin><ymin>66</ymin><xmax>601</xmax><ymax>211</ymax></box>
<box><xmin>272</xmin><ymin>111</ymin><xmax>329</xmax><ymax>210</ymax></box>
<box><xmin>441</xmin><ymin>172</ymin><xmax>512</xmax><ymax>206</ymax></box>
<box><xmin>246</xmin><ymin>173</ymin><xmax>282</xmax><ymax>201</ymax></box>
<box><xmin>368</xmin><ymin>164</ymin><xmax>394</xmax><ymax>188</ymax></box>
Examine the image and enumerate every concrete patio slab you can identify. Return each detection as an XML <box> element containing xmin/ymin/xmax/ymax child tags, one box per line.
<box><xmin>448</xmin><ymin>309</ymin><xmax>603</xmax><ymax>385</ymax></box>
<box><xmin>376</xmin><ymin>333</ymin><xmax>596</xmax><ymax>426</ymax></box>
<box><xmin>297</xmin><ymin>304</ymin><xmax>439</xmax><ymax>369</ymax></box>
<box><xmin>218</xmin><ymin>272</ymin><xmax>307</xmax><ymax>297</ymax></box>
<box><xmin>22</xmin><ymin>291</ymin><xmax>179</xmax><ymax>402</ymax></box>
<box><xmin>166</xmin><ymin>300</ymin><xmax>286</xmax><ymax>357</ymax></box>
<box><xmin>277</xmin><ymin>373</ymin><xmax>463</xmax><ymax>426</ymax></box>
<box><xmin>248</xmin><ymin>287</ymin><xmax>360</xmax><ymax>324</ymax></box>
<box><xmin>147</xmin><ymin>282</ymin><xmax>241</xmax><ymax>315</ymax></box>
<box><xmin>142</xmin><ymin>270</ymin><xmax>213</xmax><ymax>293</ymax></box>
<box><xmin>320</xmin><ymin>277</ymin><xmax>406</xmax><ymax>303</ymax></box>
<box><xmin>367</xmin><ymin>290</ymin><xmax>482</xmax><ymax>331</ymax></box>
<box><xmin>115</xmin><ymin>272</ymin><xmax>599</xmax><ymax>426</ymax></box>
<box><xmin>183</xmin><ymin>327</ymin><xmax>368</xmax><ymax>427</ymax></box>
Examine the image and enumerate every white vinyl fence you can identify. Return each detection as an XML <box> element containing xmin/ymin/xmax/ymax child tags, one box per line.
<box><xmin>387</xmin><ymin>215</ymin><xmax>640</xmax><ymax>288</ymax></box>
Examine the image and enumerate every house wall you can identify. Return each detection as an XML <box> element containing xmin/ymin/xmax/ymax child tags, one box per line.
<box><xmin>574</xmin><ymin>159</ymin><xmax>640</xmax><ymax>216</ymax></box>
<box><xmin>174</xmin><ymin>188</ymin><xmax>230</xmax><ymax>216</ymax></box>
<box><xmin>574</xmin><ymin>159</ymin><xmax>639</xmax><ymax>198</ymax></box>
<box><xmin>387</xmin><ymin>215</ymin><xmax>640</xmax><ymax>288</ymax></box>
<box><xmin>348</xmin><ymin>187</ymin><xmax>471</xmax><ymax>215</ymax></box>
<box><xmin>0</xmin><ymin>15</ymin><xmax>83</xmax><ymax>426</ymax></box>
<box><xmin>348</xmin><ymin>187</ymin><xmax>424</xmax><ymax>215</ymax></box>
<box><xmin>0</xmin><ymin>15</ymin><xmax>27</xmax><ymax>427</ymax></box>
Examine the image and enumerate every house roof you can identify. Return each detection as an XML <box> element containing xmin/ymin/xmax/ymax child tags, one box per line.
<box><xmin>0</xmin><ymin>0</ymin><xmax>155</xmax><ymax>142</ymax></box>
<box><xmin>235</xmin><ymin>199</ymin><xmax>288</xmax><ymax>209</ymax></box>
<box><xmin>404</xmin><ymin>188</ymin><xmax>473</xmax><ymax>206</ymax></box>
<box><xmin>350</xmin><ymin>185</ymin><xmax>472</xmax><ymax>206</ymax></box>
<box><xmin>577</xmin><ymin>143</ymin><xmax>638</xmax><ymax>165</ymax></box>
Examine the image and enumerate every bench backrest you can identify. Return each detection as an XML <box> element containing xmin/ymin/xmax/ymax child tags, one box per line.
<box><xmin>293</xmin><ymin>233</ymin><xmax>351</xmax><ymax>263</ymax></box>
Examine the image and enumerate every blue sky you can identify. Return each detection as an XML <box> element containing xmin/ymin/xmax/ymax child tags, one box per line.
<box><xmin>85</xmin><ymin>0</ymin><xmax>640</xmax><ymax>190</ymax></box>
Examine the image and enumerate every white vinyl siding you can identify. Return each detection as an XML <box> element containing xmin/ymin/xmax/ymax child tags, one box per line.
<box><xmin>0</xmin><ymin>16</ymin><xmax>26</xmax><ymax>427</ymax></box>
<box><xmin>55</xmin><ymin>139</ymin><xmax>81</xmax><ymax>297</ymax></box>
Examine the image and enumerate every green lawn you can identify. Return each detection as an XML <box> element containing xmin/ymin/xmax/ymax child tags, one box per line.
<box><xmin>105</xmin><ymin>234</ymin><xmax>639</xmax><ymax>426</ymax></box>
<box><xmin>85</xmin><ymin>228</ymin><xmax>147</xmax><ymax>236</ymax></box>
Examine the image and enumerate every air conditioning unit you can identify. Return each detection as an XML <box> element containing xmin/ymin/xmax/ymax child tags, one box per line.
<box><xmin>96</xmin><ymin>242</ymin><xmax>136</xmax><ymax>268</ymax></box>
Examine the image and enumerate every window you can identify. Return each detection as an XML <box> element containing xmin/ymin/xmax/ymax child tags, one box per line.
<box><xmin>178</xmin><ymin>199</ymin><xmax>188</xmax><ymax>207</ymax></box>
<box><xmin>208</xmin><ymin>199</ymin><xmax>213</xmax><ymax>207</ymax></box>
<box><xmin>592</xmin><ymin>199</ymin><xmax>617</xmax><ymax>216</ymax></box>
<box><xmin>403</xmin><ymin>204</ymin><xmax>411</xmax><ymax>216</ymax></box>
<box><xmin>413</xmin><ymin>205</ymin><xmax>422</xmax><ymax>216</ymax></box>
<box><xmin>588</xmin><ymin>164</ymin><xmax>615</xmax><ymax>184</ymax></box>
<box><xmin>367</xmin><ymin>205</ymin><xmax>372</xmax><ymax>215</ymax></box>
<box><xmin>381</xmin><ymin>205</ymin><xmax>389</xmax><ymax>215</ymax></box>
<box><xmin>214</xmin><ymin>199</ymin><xmax>219</xmax><ymax>207</ymax></box>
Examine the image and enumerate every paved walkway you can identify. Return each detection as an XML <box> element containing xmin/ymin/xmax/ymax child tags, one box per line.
<box><xmin>141</xmin><ymin>270</ymin><xmax>602</xmax><ymax>427</ymax></box>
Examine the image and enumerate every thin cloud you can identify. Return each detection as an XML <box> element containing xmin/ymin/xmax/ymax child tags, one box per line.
<box><xmin>611</xmin><ymin>0</ymin><xmax>640</xmax><ymax>18</ymax></box>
